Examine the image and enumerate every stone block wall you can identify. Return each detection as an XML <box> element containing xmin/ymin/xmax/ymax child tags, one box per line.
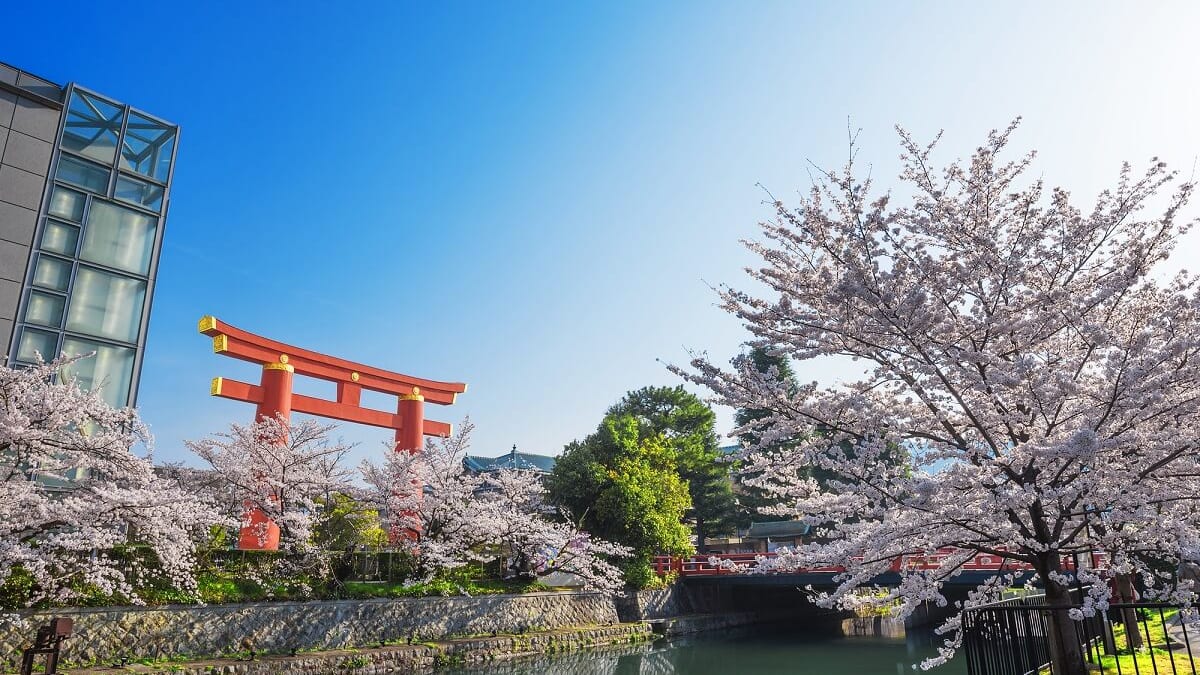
<box><xmin>0</xmin><ymin>592</ymin><xmax>619</xmax><ymax>668</ymax></box>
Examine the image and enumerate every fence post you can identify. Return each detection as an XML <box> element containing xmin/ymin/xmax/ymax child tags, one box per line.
<box><xmin>1101</xmin><ymin>614</ymin><xmax>1117</xmax><ymax>655</ymax></box>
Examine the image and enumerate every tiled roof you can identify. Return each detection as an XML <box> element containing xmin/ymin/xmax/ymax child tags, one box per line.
<box><xmin>746</xmin><ymin>520</ymin><xmax>810</xmax><ymax>539</ymax></box>
<box><xmin>463</xmin><ymin>451</ymin><xmax>556</xmax><ymax>473</ymax></box>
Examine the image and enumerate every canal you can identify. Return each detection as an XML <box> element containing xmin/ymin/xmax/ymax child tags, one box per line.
<box><xmin>444</xmin><ymin>622</ymin><xmax>965</xmax><ymax>675</ymax></box>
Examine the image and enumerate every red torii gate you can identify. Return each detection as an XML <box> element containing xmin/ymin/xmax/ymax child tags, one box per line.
<box><xmin>198</xmin><ymin>315</ymin><xmax>467</xmax><ymax>550</ymax></box>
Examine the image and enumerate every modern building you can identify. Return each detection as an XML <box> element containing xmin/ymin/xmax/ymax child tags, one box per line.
<box><xmin>1</xmin><ymin>60</ymin><xmax>177</xmax><ymax>407</ymax></box>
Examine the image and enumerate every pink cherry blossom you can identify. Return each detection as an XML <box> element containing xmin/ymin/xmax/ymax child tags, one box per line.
<box><xmin>1</xmin><ymin>356</ymin><xmax>217</xmax><ymax>606</ymax></box>
<box><xmin>360</xmin><ymin>419</ymin><xmax>630</xmax><ymax>593</ymax></box>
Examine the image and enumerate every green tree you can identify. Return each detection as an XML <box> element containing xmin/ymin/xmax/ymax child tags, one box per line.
<box><xmin>732</xmin><ymin>347</ymin><xmax>910</xmax><ymax>529</ymax></box>
<box><xmin>734</xmin><ymin>347</ymin><xmax>803</xmax><ymax>524</ymax></box>
<box><xmin>546</xmin><ymin>414</ymin><xmax>692</xmax><ymax>587</ymax></box>
<box><xmin>603</xmin><ymin>386</ymin><xmax>738</xmax><ymax>550</ymax></box>
<box><xmin>734</xmin><ymin>347</ymin><xmax>800</xmax><ymax>448</ymax></box>
<box><xmin>313</xmin><ymin>492</ymin><xmax>388</xmax><ymax>551</ymax></box>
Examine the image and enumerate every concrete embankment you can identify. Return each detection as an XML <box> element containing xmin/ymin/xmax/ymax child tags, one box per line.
<box><xmin>649</xmin><ymin>611</ymin><xmax>778</xmax><ymax>637</ymax></box>
<box><xmin>617</xmin><ymin>583</ymin><xmax>844</xmax><ymax>632</ymax></box>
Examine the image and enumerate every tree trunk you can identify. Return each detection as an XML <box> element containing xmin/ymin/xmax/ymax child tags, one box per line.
<box><xmin>1113</xmin><ymin>573</ymin><xmax>1143</xmax><ymax>650</ymax></box>
<box><xmin>695</xmin><ymin>516</ymin><xmax>706</xmax><ymax>553</ymax></box>
<box><xmin>1043</xmin><ymin>566</ymin><xmax>1088</xmax><ymax>675</ymax></box>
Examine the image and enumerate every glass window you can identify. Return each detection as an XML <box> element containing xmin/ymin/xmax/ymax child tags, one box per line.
<box><xmin>41</xmin><ymin>220</ymin><xmax>80</xmax><ymax>256</ymax></box>
<box><xmin>121</xmin><ymin>112</ymin><xmax>175</xmax><ymax>182</ymax></box>
<box><xmin>56</xmin><ymin>155</ymin><xmax>111</xmax><ymax>194</ymax></box>
<box><xmin>25</xmin><ymin>290</ymin><xmax>66</xmax><ymax>328</ymax></box>
<box><xmin>32</xmin><ymin>255</ymin><xmax>73</xmax><ymax>291</ymax></box>
<box><xmin>48</xmin><ymin>186</ymin><xmax>86</xmax><ymax>222</ymax></box>
<box><xmin>65</xmin><ymin>266</ymin><xmax>146</xmax><ymax>343</ymax></box>
<box><xmin>80</xmin><ymin>200</ymin><xmax>156</xmax><ymax>275</ymax></box>
<box><xmin>61</xmin><ymin>90</ymin><xmax>123</xmax><ymax>164</ymax></box>
<box><xmin>114</xmin><ymin>174</ymin><xmax>163</xmax><ymax>211</ymax></box>
<box><xmin>16</xmin><ymin>328</ymin><xmax>59</xmax><ymax>362</ymax></box>
<box><xmin>60</xmin><ymin>337</ymin><xmax>135</xmax><ymax>407</ymax></box>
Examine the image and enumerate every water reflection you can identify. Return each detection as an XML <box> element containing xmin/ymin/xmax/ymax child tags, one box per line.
<box><xmin>444</xmin><ymin>622</ymin><xmax>965</xmax><ymax>675</ymax></box>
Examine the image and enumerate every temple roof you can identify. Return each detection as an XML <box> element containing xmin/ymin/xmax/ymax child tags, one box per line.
<box><xmin>746</xmin><ymin>520</ymin><xmax>811</xmax><ymax>539</ymax></box>
<box><xmin>463</xmin><ymin>446</ymin><xmax>556</xmax><ymax>473</ymax></box>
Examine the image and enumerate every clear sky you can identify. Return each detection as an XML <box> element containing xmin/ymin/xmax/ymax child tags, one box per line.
<box><xmin>5</xmin><ymin>1</ymin><xmax>1200</xmax><ymax>466</ymax></box>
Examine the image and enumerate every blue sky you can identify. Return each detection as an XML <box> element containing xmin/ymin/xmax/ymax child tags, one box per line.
<box><xmin>6</xmin><ymin>1</ymin><xmax>1200</xmax><ymax>466</ymax></box>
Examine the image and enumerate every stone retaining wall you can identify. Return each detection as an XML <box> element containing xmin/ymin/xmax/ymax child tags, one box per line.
<box><xmin>47</xmin><ymin>623</ymin><xmax>653</xmax><ymax>675</ymax></box>
<box><xmin>0</xmin><ymin>592</ymin><xmax>619</xmax><ymax>668</ymax></box>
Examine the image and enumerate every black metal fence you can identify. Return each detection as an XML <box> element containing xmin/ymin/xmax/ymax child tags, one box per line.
<box><xmin>962</xmin><ymin>594</ymin><xmax>1198</xmax><ymax>675</ymax></box>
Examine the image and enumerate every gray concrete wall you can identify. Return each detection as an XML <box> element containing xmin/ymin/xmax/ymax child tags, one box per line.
<box><xmin>616</xmin><ymin>584</ymin><xmax>735</xmax><ymax>621</ymax></box>
<box><xmin>0</xmin><ymin>69</ymin><xmax>61</xmax><ymax>354</ymax></box>
<box><xmin>617</xmin><ymin>586</ymin><xmax>698</xmax><ymax>621</ymax></box>
<box><xmin>0</xmin><ymin>592</ymin><xmax>621</xmax><ymax>668</ymax></box>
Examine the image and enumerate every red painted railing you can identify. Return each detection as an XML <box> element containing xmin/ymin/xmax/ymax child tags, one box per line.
<box><xmin>653</xmin><ymin>549</ymin><xmax>1108</xmax><ymax>578</ymax></box>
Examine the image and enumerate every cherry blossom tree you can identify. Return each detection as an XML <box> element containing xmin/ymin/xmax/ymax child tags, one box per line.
<box><xmin>186</xmin><ymin>416</ymin><xmax>353</xmax><ymax>549</ymax></box>
<box><xmin>360</xmin><ymin>420</ymin><xmax>630</xmax><ymax>593</ymax></box>
<box><xmin>0</xmin><ymin>357</ymin><xmax>216</xmax><ymax>606</ymax></box>
<box><xmin>476</xmin><ymin>465</ymin><xmax>631</xmax><ymax>593</ymax></box>
<box><xmin>676</xmin><ymin>121</ymin><xmax>1200</xmax><ymax>674</ymax></box>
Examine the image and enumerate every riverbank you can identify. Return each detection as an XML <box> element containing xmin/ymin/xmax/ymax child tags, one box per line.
<box><xmin>439</xmin><ymin>620</ymin><xmax>966</xmax><ymax>675</ymax></box>
<box><xmin>0</xmin><ymin>592</ymin><xmax>619</xmax><ymax>669</ymax></box>
<box><xmin>4</xmin><ymin>585</ymin><xmax>833</xmax><ymax>673</ymax></box>
<box><xmin>16</xmin><ymin>623</ymin><xmax>651</xmax><ymax>675</ymax></box>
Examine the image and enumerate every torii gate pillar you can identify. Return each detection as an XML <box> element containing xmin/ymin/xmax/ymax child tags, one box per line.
<box><xmin>256</xmin><ymin>361</ymin><xmax>294</xmax><ymax>423</ymax></box>
<box><xmin>235</xmin><ymin>360</ymin><xmax>295</xmax><ymax>551</ymax></box>
<box><xmin>396</xmin><ymin>390</ymin><xmax>424</xmax><ymax>453</ymax></box>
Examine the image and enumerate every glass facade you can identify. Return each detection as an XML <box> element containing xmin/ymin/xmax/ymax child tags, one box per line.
<box><xmin>9</xmin><ymin>84</ymin><xmax>177</xmax><ymax>407</ymax></box>
<box><xmin>62</xmin><ymin>90</ymin><xmax>122</xmax><ymax>164</ymax></box>
<box><xmin>56</xmin><ymin>155</ymin><xmax>111</xmax><ymax>193</ymax></box>
<box><xmin>60</xmin><ymin>337</ymin><xmax>136</xmax><ymax>404</ymax></box>
<box><xmin>121</xmin><ymin>112</ymin><xmax>176</xmax><ymax>182</ymax></box>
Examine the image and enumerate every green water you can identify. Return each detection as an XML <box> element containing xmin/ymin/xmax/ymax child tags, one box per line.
<box><xmin>444</xmin><ymin>623</ymin><xmax>966</xmax><ymax>675</ymax></box>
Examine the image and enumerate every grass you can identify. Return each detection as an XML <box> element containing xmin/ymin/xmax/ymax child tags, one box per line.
<box><xmin>850</xmin><ymin>589</ymin><xmax>902</xmax><ymax>618</ymax></box>
<box><xmin>1092</xmin><ymin>608</ymin><xmax>1196</xmax><ymax>674</ymax></box>
<box><xmin>1</xmin><ymin>570</ymin><xmax>555</xmax><ymax>610</ymax></box>
<box><xmin>1037</xmin><ymin>609</ymin><xmax>1198</xmax><ymax>674</ymax></box>
<box><xmin>341</xmin><ymin>576</ymin><xmax>551</xmax><ymax>599</ymax></box>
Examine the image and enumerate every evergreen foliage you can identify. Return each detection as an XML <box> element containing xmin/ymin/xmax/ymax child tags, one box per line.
<box><xmin>546</xmin><ymin>412</ymin><xmax>693</xmax><ymax>586</ymax></box>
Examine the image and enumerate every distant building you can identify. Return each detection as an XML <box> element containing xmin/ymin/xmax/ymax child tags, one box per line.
<box><xmin>746</xmin><ymin>520</ymin><xmax>810</xmax><ymax>552</ymax></box>
<box><xmin>1</xmin><ymin>60</ymin><xmax>178</xmax><ymax>407</ymax></box>
<box><xmin>463</xmin><ymin>445</ymin><xmax>556</xmax><ymax>474</ymax></box>
<box><xmin>700</xmin><ymin>521</ymin><xmax>812</xmax><ymax>555</ymax></box>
